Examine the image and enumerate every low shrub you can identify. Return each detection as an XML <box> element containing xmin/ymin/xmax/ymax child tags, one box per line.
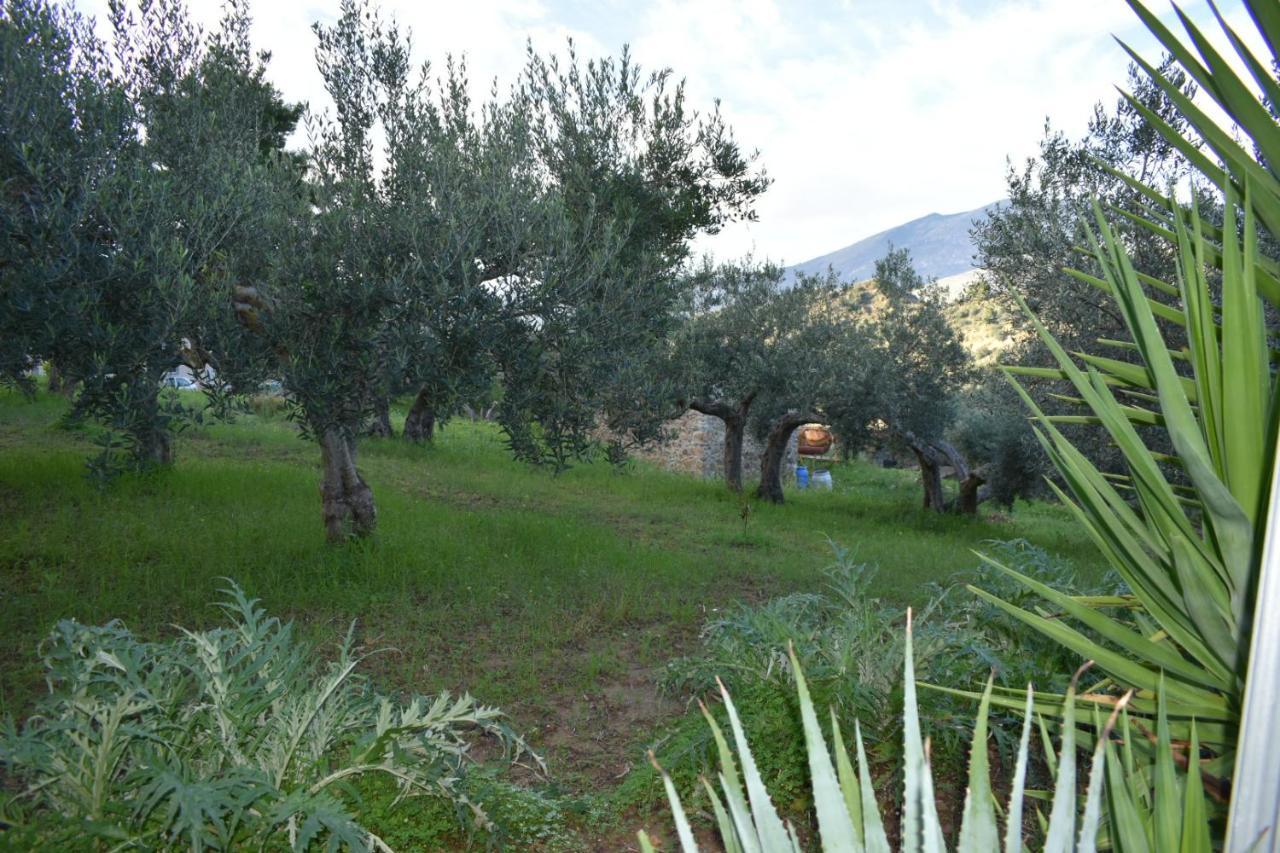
<box><xmin>0</xmin><ymin>583</ymin><xmax>537</xmax><ymax>851</ymax></box>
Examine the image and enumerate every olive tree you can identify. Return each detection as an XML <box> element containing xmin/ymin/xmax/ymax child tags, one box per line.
<box><xmin>667</xmin><ymin>259</ymin><xmax>789</xmax><ymax>492</ymax></box>
<box><xmin>948</xmin><ymin>374</ymin><xmax>1041</xmax><ymax>511</ymax></box>
<box><xmin>0</xmin><ymin>0</ymin><xmax>121</xmax><ymax>392</ymax></box>
<box><xmin>806</xmin><ymin>250</ymin><xmax>972</xmax><ymax>512</ymax></box>
<box><xmin>240</xmin><ymin>1</ymin><xmax>768</xmax><ymax>541</ymax></box>
<box><xmin>743</xmin><ymin>271</ymin><xmax>854</xmax><ymax>503</ymax></box>
<box><xmin>1</xmin><ymin>0</ymin><xmax>297</xmax><ymax>474</ymax></box>
<box><xmin>502</xmin><ymin>44</ymin><xmax>770</xmax><ymax>465</ymax></box>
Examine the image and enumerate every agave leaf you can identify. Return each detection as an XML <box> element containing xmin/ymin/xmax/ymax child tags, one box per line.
<box><xmin>1114</xmin><ymin>34</ymin><xmax>1280</xmax><ymax>241</ymax></box>
<box><xmin>1153</xmin><ymin>681</ymin><xmax>1180</xmax><ymax>853</ymax></box>
<box><xmin>829</xmin><ymin>711</ymin><xmax>864</xmax><ymax>842</ymax></box>
<box><xmin>701</xmin><ymin>776</ymin><xmax>745</xmax><ymax>853</ymax></box>
<box><xmin>1065</xmin><ymin>266</ymin><xmax>1190</xmax><ymax>329</ymax></box>
<box><xmin>965</xmin><ymin>586</ymin><xmax>1228</xmax><ymax>717</ymax></box>
<box><xmin>718</xmin><ymin>678</ymin><xmax>796</xmax><ymax>852</ymax></box>
<box><xmin>701</xmin><ymin>700</ymin><xmax>746</xmax><ymax>809</ymax></box>
<box><xmin>720</xmin><ymin>769</ymin><xmax>765</xmax><ymax>853</ymax></box>
<box><xmin>900</xmin><ymin>610</ymin><xmax>943</xmax><ymax>853</ymax></box>
<box><xmin>649</xmin><ymin>753</ymin><xmax>700</xmax><ymax>853</ymax></box>
<box><xmin>956</xmin><ymin>674</ymin><xmax>998</xmax><ymax>852</ymax></box>
<box><xmin>1104</xmin><ymin>731</ymin><xmax>1151</xmax><ymax>853</ymax></box>
<box><xmin>853</xmin><ymin>720</ymin><xmax>891</xmax><ymax>853</ymax></box>
<box><xmin>1098</xmin><ymin>165</ymin><xmax>1280</xmax><ymax>307</ymax></box>
<box><xmin>787</xmin><ymin>645</ymin><xmax>858</xmax><ymax>851</ymax></box>
<box><xmin>1042</xmin><ymin>668</ymin><xmax>1082</xmax><ymax>853</ymax></box>
<box><xmin>1220</xmin><ymin>182</ymin><xmax>1270</xmax><ymax>524</ymax></box>
<box><xmin>1210</xmin><ymin>3</ymin><xmax>1280</xmax><ymax>127</ymax></box>
<box><xmin>1003</xmin><ymin>687</ymin><xmax>1035</xmax><ymax>853</ymax></box>
<box><xmin>971</xmin><ymin>553</ymin><xmax>1226</xmax><ymax>691</ymax></box>
<box><xmin>1180</xmin><ymin>722</ymin><xmax>1210</xmax><ymax>853</ymax></box>
<box><xmin>1089</xmin><ymin>204</ymin><xmax>1254</xmax><ymax>619</ymax></box>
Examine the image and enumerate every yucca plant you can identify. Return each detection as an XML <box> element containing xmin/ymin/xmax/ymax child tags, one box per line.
<box><xmin>937</xmin><ymin>0</ymin><xmax>1280</xmax><ymax>797</ymax></box>
<box><xmin>0</xmin><ymin>583</ymin><xmax>539</xmax><ymax>851</ymax></box>
<box><xmin>640</xmin><ymin>613</ymin><xmax>1213</xmax><ymax>852</ymax></box>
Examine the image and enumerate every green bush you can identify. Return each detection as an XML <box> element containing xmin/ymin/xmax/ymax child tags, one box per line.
<box><xmin>0</xmin><ymin>583</ymin><xmax>537</xmax><ymax>850</ymax></box>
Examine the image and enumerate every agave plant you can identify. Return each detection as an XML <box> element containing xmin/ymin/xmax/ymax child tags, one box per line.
<box><xmin>0</xmin><ymin>582</ymin><xmax>539</xmax><ymax>851</ymax></box>
<box><xmin>940</xmin><ymin>0</ymin><xmax>1280</xmax><ymax>800</ymax></box>
<box><xmin>640</xmin><ymin>613</ymin><xmax>1213</xmax><ymax>852</ymax></box>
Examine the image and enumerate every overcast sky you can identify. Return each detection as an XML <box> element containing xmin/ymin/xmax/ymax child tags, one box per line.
<box><xmin>74</xmin><ymin>0</ymin><xmax>1257</xmax><ymax>265</ymax></box>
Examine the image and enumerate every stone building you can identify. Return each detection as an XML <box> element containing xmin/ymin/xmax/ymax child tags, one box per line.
<box><xmin>630</xmin><ymin>409</ymin><xmax>800</xmax><ymax>483</ymax></box>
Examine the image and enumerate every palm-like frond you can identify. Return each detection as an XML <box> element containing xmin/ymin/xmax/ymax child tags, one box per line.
<box><xmin>969</xmin><ymin>0</ymin><xmax>1278</xmax><ymax>785</ymax></box>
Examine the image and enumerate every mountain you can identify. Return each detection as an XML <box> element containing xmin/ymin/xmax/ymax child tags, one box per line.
<box><xmin>784</xmin><ymin>200</ymin><xmax>1006</xmax><ymax>286</ymax></box>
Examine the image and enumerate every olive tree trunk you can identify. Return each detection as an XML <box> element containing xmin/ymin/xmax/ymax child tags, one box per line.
<box><xmin>689</xmin><ymin>391</ymin><xmax>757</xmax><ymax>493</ymax></box>
<box><xmin>46</xmin><ymin>362</ymin><xmax>64</xmax><ymax>394</ymax></box>
<box><xmin>956</xmin><ymin>476</ymin><xmax>992</xmax><ymax>514</ymax></box>
<box><xmin>404</xmin><ymin>388</ymin><xmax>436</xmax><ymax>443</ymax></box>
<box><xmin>900</xmin><ymin>430</ymin><xmax>947</xmax><ymax>513</ymax></box>
<box><xmin>319</xmin><ymin>428</ymin><xmax>376</xmax><ymax>542</ymax></box>
<box><xmin>931</xmin><ymin>439</ymin><xmax>988</xmax><ymax>515</ymax></box>
<box><xmin>366</xmin><ymin>396</ymin><xmax>394</xmax><ymax>438</ymax></box>
<box><xmin>138</xmin><ymin>428</ymin><xmax>174</xmax><ymax>467</ymax></box>
<box><xmin>911</xmin><ymin>446</ymin><xmax>946</xmax><ymax>512</ymax></box>
<box><xmin>756</xmin><ymin>410</ymin><xmax>815</xmax><ymax>504</ymax></box>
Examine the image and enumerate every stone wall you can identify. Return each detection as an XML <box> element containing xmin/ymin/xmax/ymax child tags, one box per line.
<box><xmin>630</xmin><ymin>410</ymin><xmax>799</xmax><ymax>483</ymax></box>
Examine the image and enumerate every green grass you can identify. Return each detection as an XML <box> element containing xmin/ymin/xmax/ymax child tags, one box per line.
<box><xmin>0</xmin><ymin>389</ymin><xmax>1102</xmax><ymax>846</ymax></box>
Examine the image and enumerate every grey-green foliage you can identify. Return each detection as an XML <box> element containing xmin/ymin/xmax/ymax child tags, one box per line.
<box><xmin>949</xmin><ymin>375</ymin><xmax>1043</xmax><ymax>509</ymax></box>
<box><xmin>863</xmin><ymin>250</ymin><xmax>972</xmax><ymax>449</ymax></box>
<box><xmin>0</xmin><ymin>0</ymin><xmax>121</xmax><ymax>391</ymax></box>
<box><xmin>642</xmin><ymin>616</ymin><xmax>1213</xmax><ymax>853</ymax></box>
<box><xmin>242</xmin><ymin>0</ymin><xmax>769</xmax><ymax>537</ymax></box>
<box><xmin>801</xmin><ymin>251</ymin><xmax>971</xmax><ymax>511</ymax></box>
<box><xmin>0</xmin><ymin>583</ymin><xmax>536</xmax><ymax>851</ymax></box>
<box><xmin>0</xmin><ymin>0</ymin><xmax>299</xmax><ymax>475</ymax></box>
<box><xmin>668</xmin><ymin>259</ymin><xmax>834</xmax><ymax>490</ymax></box>
<box><xmin>498</xmin><ymin>44</ymin><xmax>772</xmax><ymax>467</ymax></box>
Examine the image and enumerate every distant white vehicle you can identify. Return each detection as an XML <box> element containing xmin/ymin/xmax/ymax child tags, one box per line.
<box><xmin>161</xmin><ymin>373</ymin><xmax>197</xmax><ymax>390</ymax></box>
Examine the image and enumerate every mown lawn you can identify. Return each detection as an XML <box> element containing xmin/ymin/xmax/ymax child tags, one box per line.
<box><xmin>0</xmin><ymin>388</ymin><xmax>1102</xmax><ymax>846</ymax></box>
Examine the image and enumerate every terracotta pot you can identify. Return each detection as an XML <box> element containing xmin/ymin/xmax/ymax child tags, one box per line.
<box><xmin>797</xmin><ymin>425</ymin><xmax>833</xmax><ymax>456</ymax></box>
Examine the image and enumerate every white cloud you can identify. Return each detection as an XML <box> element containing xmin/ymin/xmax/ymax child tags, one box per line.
<box><xmin>72</xmin><ymin>0</ymin><xmax>1263</xmax><ymax>265</ymax></box>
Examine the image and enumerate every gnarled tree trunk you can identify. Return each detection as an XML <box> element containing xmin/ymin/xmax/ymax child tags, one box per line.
<box><xmin>901</xmin><ymin>433</ymin><xmax>990</xmax><ymax>514</ymax></box>
<box><xmin>689</xmin><ymin>392</ymin><xmax>757</xmax><ymax>493</ymax></box>
<box><xmin>912</xmin><ymin>446</ymin><xmax>945</xmax><ymax>512</ymax></box>
<box><xmin>756</xmin><ymin>410</ymin><xmax>815</xmax><ymax>504</ymax></box>
<box><xmin>900</xmin><ymin>430</ymin><xmax>947</xmax><ymax>513</ymax></box>
<box><xmin>366</xmin><ymin>396</ymin><xmax>393</xmax><ymax>438</ymax></box>
<box><xmin>936</xmin><ymin>438</ymin><xmax>983</xmax><ymax>512</ymax></box>
<box><xmin>404</xmin><ymin>387</ymin><xmax>435</xmax><ymax>443</ymax></box>
<box><xmin>319</xmin><ymin>428</ymin><xmax>377</xmax><ymax>542</ymax></box>
<box><xmin>956</xmin><ymin>477</ymin><xmax>990</xmax><ymax>514</ymax></box>
<box><xmin>930</xmin><ymin>438</ymin><xmax>990</xmax><ymax>515</ymax></box>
